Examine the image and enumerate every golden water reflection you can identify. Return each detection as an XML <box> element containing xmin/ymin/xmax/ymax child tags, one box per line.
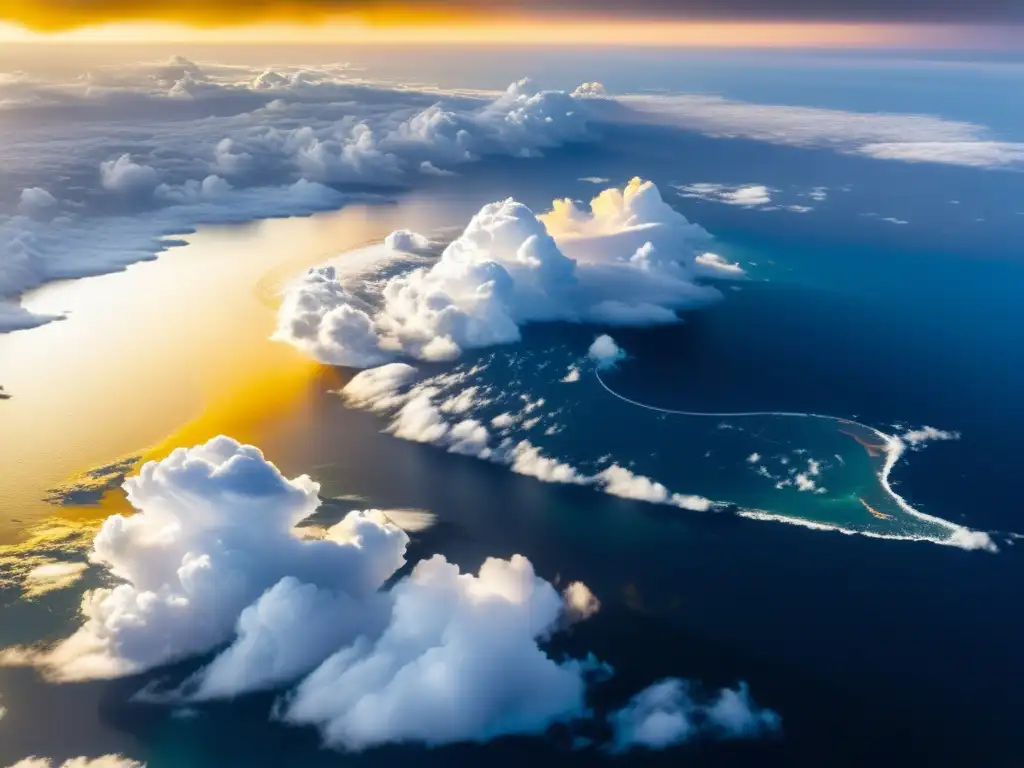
<box><xmin>0</xmin><ymin>194</ymin><xmax>463</xmax><ymax>543</ymax></box>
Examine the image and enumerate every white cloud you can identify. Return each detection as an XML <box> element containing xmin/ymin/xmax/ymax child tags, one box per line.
<box><xmin>595</xmin><ymin>465</ymin><xmax>714</xmax><ymax>512</ymax></box>
<box><xmin>99</xmin><ymin>154</ymin><xmax>161</xmax><ymax>195</ymax></box>
<box><xmin>1</xmin><ymin>179</ymin><xmax>347</xmax><ymax>332</ymax></box>
<box><xmin>338</xmin><ymin>363</ymin><xmax>715</xmax><ymax>513</ymax></box>
<box><xmin>154</xmin><ymin>174</ymin><xmax>232</xmax><ymax>204</ymax></box>
<box><xmin>17</xmin><ymin>187</ymin><xmax>57</xmax><ymax>218</ymax></box>
<box><xmin>579</xmin><ymin>176</ymin><xmax>610</xmax><ymax>184</ymax></box>
<box><xmin>609</xmin><ymin>679</ymin><xmax>780</xmax><ymax>753</ymax></box>
<box><xmin>676</xmin><ymin>182</ymin><xmax>773</xmax><ymax>207</ymax></box>
<box><xmin>857</xmin><ymin>141</ymin><xmax>1024</xmax><ymax>169</ymax></box>
<box><xmin>901</xmin><ymin>425</ymin><xmax>961</xmax><ymax>447</ymax></box>
<box><xmin>7</xmin><ymin>758</ymin><xmax>144</xmax><ymax>768</ymax></box>
<box><xmin>384</xmin><ymin>229</ymin><xmax>432</xmax><ymax>254</ymax></box>
<box><xmin>1</xmin><ymin>65</ymin><xmax>600</xmax><ymax>332</ymax></box>
<box><xmin>1</xmin><ymin>437</ymin><xmax>409</xmax><ymax>685</ymax></box>
<box><xmin>588</xmin><ymin>334</ymin><xmax>626</xmax><ymax>369</ymax></box>
<box><xmin>283</xmin><ymin>554</ymin><xmax>603</xmax><ymax>751</ymax></box>
<box><xmin>596</xmin><ymin>464</ymin><xmax>673</xmax><ymax>503</ymax></box>
<box><xmin>621</xmin><ymin>93</ymin><xmax>1021</xmax><ymax>169</ymax></box>
<box><xmin>0</xmin><ymin>431</ymin><xmax>773</xmax><ymax>753</ymax></box>
<box><xmin>747</xmin><ymin>453</ymin><xmax>761</xmax><ymax>463</ymax></box>
<box><xmin>23</xmin><ymin>561</ymin><xmax>89</xmax><ymax>598</ymax></box>
<box><xmin>276</xmin><ymin>178</ymin><xmax>737</xmax><ymax>367</ymax></box>
<box><xmin>562</xmin><ymin>581</ymin><xmax>601</xmax><ymax>622</ymax></box>
<box><xmin>561</xmin><ymin>365</ymin><xmax>581</xmax><ymax>383</ymax></box>
<box><xmin>497</xmin><ymin>439</ymin><xmax>589</xmax><ymax>484</ymax></box>
<box><xmin>337</xmin><ymin>363</ymin><xmax>419</xmax><ymax>412</ymax></box>
<box><xmin>491</xmin><ymin>411</ymin><xmax>518</xmax><ymax>429</ymax></box>
<box><xmin>694</xmin><ymin>253</ymin><xmax>745</xmax><ymax>277</ymax></box>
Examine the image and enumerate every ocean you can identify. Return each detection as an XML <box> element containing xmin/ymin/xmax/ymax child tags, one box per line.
<box><xmin>2</xmin><ymin>48</ymin><xmax>1023</xmax><ymax>767</ymax></box>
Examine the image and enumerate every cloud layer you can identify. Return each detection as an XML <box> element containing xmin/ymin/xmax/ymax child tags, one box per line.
<box><xmin>0</xmin><ymin>60</ymin><xmax>598</xmax><ymax>331</ymax></box>
<box><xmin>276</xmin><ymin>178</ymin><xmax>742</xmax><ymax>366</ymax></box>
<box><xmin>620</xmin><ymin>93</ymin><xmax>1024</xmax><ymax>170</ymax></box>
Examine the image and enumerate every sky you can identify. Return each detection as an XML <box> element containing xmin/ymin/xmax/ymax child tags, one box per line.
<box><xmin>0</xmin><ymin>0</ymin><xmax>1021</xmax><ymax>47</ymax></box>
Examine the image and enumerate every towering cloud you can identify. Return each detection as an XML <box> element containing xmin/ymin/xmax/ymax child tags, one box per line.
<box><xmin>276</xmin><ymin>178</ymin><xmax>742</xmax><ymax>367</ymax></box>
<box><xmin>3</xmin><ymin>437</ymin><xmax>409</xmax><ymax>683</ymax></box>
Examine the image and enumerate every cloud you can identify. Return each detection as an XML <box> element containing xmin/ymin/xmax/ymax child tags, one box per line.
<box><xmin>609</xmin><ymin>678</ymin><xmax>780</xmax><ymax>753</ymax></box>
<box><xmin>857</xmin><ymin>141</ymin><xmax>1024</xmax><ymax>169</ymax></box>
<box><xmin>384</xmin><ymin>229</ymin><xmax>432</xmax><ymax>254</ymax></box>
<box><xmin>2</xmin><ymin>437</ymin><xmax>410</xmax><ymax>684</ymax></box>
<box><xmin>337</xmin><ymin>363</ymin><xmax>419</xmax><ymax>412</ymax></box>
<box><xmin>1</xmin><ymin>65</ymin><xmax>599</xmax><ymax>332</ymax></box>
<box><xmin>901</xmin><ymin>425</ymin><xmax>961</xmax><ymax>447</ymax></box>
<box><xmin>282</xmin><ymin>553</ymin><xmax>603</xmax><ymax>751</ymax></box>
<box><xmin>561</xmin><ymin>365</ymin><xmax>581</xmax><ymax>383</ymax></box>
<box><xmin>7</xmin><ymin>758</ymin><xmax>144</xmax><ymax>768</ymax></box>
<box><xmin>17</xmin><ymin>187</ymin><xmax>57</xmax><ymax>218</ymax></box>
<box><xmin>336</xmin><ymin>362</ymin><xmax>717</xmax><ymax>513</ymax></box>
<box><xmin>1</xmin><ymin>179</ymin><xmax>348</xmax><ymax>332</ymax></box>
<box><xmin>0</xmin><ymin>436</ymin><xmax>616</xmax><ymax>748</ymax></box>
<box><xmin>276</xmin><ymin>179</ymin><xmax>736</xmax><ymax>367</ymax></box>
<box><xmin>562</xmin><ymin>581</ymin><xmax>601</xmax><ymax>622</ymax></box>
<box><xmin>23</xmin><ymin>561</ymin><xmax>89</xmax><ymax>598</ymax></box>
<box><xmin>99</xmin><ymin>154</ymin><xmax>161</xmax><ymax>195</ymax></box>
<box><xmin>588</xmin><ymin>334</ymin><xmax>626</xmax><ymax>369</ymax></box>
<box><xmin>675</xmin><ymin>182</ymin><xmax>773</xmax><ymax>207</ymax></box>
<box><xmin>0</xmin><ymin>433</ymin><xmax>770</xmax><ymax>754</ymax></box>
<box><xmin>621</xmin><ymin>93</ymin><xmax>1023</xmax><ymax>169</ymax></box>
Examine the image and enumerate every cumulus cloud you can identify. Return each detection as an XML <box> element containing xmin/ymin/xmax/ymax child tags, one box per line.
<box><xmin>0</xmin><ymin>434</ymin><xmax>628</xmax><ymax>752</ymax></box>
<box><xmin>1</xmin><ymin>65</ymin><xmax>600</xmax><ymax>332</ymax></box>
<box><xmin>2</xmin><ymin>437</ymin><xmax>409</xmax><ymax>684</ymax></box>
<box><xmin>282</xmin><ymin>553</ymin><xmax>603</xmax><ymax>751</ymax></box>
<box><xmin>337</xmin><ymin>363</ymin><xmax>716</xmax><ymax>514</ymax></box>
<box><xmin>561</xmin><ymin>365</ymin><xmax>582</xmax><ymax>383</ymax></box>
<box><xmin>17</xmin><ymin>187</ymin><xmax>58</xmax><ymax>218</ymax></box>
<box><xmin>337</xmin><ymin>363</ymin><xmax>419</xmax><ymax>412</ymax></box>
<box><xmin>595</xmin><ymin>465</ymin><xmax>713</xmax><ymax>511</ymax></box>
<box><xmin>7</xmin><ymin>757</ymin><xmax>144</xmax><ymax>768</ymax></box>
<box><xmin>901</xmin><ymin>425</ymin><xmax>961</xmax><ymax>447</ymax></box>
<box><xmin>588</xmin><ymin>334</ymin><xmax>626</xmax><ymax>369</ymax></box>
<box><xmin>384</xmin><ymin>229</ymin><xmax>432</xmax><ymax>254</ymax></box>
<box><xmin>99</xmin><ymin>154</ymin><xmax>161</xmax><ymax>195</ymax></box>
<box><xmin>276</xmin><ymin>179</ymin><xmax>738</xmax><ymax>366</ymax></box>
<box><xmin>609</xmin><ymin>678</ymin><xmax>780</xmax><ymax>753</ymax></box>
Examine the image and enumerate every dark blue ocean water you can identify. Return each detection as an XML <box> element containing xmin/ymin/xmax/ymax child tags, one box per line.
<box><xmin>3</xmin><ymin>50</ymin><xmax>1024</xmax><ymax>768</ymax></box>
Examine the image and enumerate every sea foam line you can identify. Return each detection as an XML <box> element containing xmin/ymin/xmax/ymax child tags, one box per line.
<box><xmin>593</xmin><ymin>368</ymin><xmax>996</xmax><ymax>552</ymax></box>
